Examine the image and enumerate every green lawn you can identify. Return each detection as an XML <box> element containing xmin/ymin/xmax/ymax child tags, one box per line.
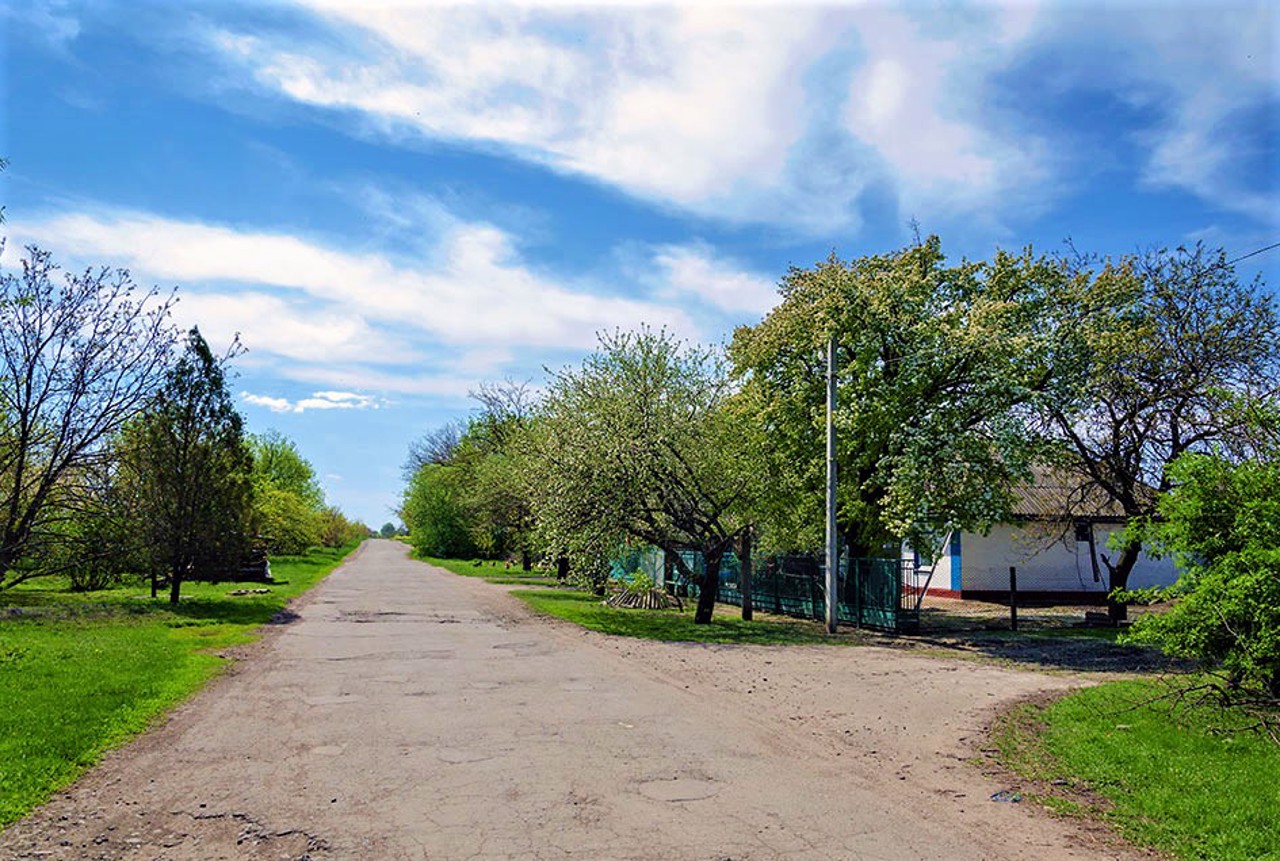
<box><xmin>512</xmin><ymin>588</ymin><xmax>868</xmax><ymax>646</ymax></box>
<box><xmin>993</xmin><ymin>679</ymin><xmax>1280</xmax><ymax>860</ymax></box>
<box><xmin>421</xmin><ymin>556</ymin><xmax>558</xmax><ymax>585</ymax></box>
<box><xmin>0</xmin><ymin>542</ymin><xmax>359</xmax><ymax>828</ymax></box>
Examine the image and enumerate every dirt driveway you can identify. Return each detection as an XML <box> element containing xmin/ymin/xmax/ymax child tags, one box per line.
<box><xmin>1</xmin><ymin>540</ymin><xmax>1146</xmax><ymax>860</ymax></box>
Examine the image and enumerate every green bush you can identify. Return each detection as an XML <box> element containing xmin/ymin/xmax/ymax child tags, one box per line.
<box><xmin>1126</xmin><ymin>453</ymin><xmax>1280</xmax><ymax>699</ymax></box>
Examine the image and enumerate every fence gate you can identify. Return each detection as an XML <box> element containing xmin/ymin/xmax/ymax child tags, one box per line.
<box><xmin>837</xmin><ymin>557</ymin><xmax>916</xmax><ymax>632</ymax></box>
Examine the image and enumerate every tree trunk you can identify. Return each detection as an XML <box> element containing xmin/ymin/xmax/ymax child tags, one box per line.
<box><xmin>150</xmin><ymin>568</ymin><xmax>157</xmax><ymax>599</ymax></box>
<box><xmin>737</xmin><ymin>530</ymin><xmax>753</xmax><ymax>622</ymax></box>
<box><xmin>168</xmin><ymin>568</ymin><xmax>183</xmax><ymax>605</ymax></box>
<box><xmin>842</xmin><ymin>526</ymin><xmax>875</xmax><ymax>562</ymax></box>
<box><xmin>556</xmin><ymin>556</ymin><xmax>569</xmax><ymax>582</ymax></box>
<box><xmin>521</xmin><ymin>549</ymin><xmax>532</xmax><ymax>572</ymax></box>
<box><xmin>694</xmin><ymin>551</ymin><xmax>722</xmax><ymax>624</ymax></box>
<box><xmin>1105</xmin><ymin>538</ymin><xmax>1143</xmax><ymax>622</ymax></box>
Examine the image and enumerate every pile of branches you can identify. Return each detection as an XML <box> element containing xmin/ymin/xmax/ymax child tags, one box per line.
<box><xmin>605</xmin><ymin>588</ymin><xmax>683</xmax><ymax>611</ymax></box>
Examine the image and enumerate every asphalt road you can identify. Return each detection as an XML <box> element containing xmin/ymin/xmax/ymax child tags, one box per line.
<box><xmin>0</xmin><ymin>540</ymin><xmax>1141</xmax><ymax>860</ymax></box>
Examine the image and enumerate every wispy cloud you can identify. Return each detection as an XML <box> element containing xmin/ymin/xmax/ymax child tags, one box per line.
<box><xmin>999</xmin><ymin>3</ymin><xmax>1278</xmax><ymax>225</ymax></box>
<box><xmin>650</xmin><ymin>243</ymin><xmax>778</xmax><ymax>316</ymax></box>
<box><xmin>201</xmin><ymin>2</ymin><xmax>1276</xmax><ymax>237</ymax></box>
<box><xmin>7</xmin><ymin>206</ymin><xmax>697</xmax><ymax>350</ymax></box>
<box><xmin>1122</xmin><ymin>9</ymin><xmax>1277</xmax><ymax>222</ymax></box>
<box><xmin>242</xmin><ymin>390</ymin><xmax>382</xmax><ymax>413</ymax></box>
<box><xmin>4</xmin><ymin>0</ymin><xmax>81</xmax><ymax>49</ymax></box>
<box><xmin>4</xmin><ymin>201</ymin><xmax>710</xmax><ymax>403</ymax></box>
<box><xmin>841</xmin><ymin>6</ymin><xmax>1050</xmax><ymax>225</ymax></box>
<box><xmin>205</xmin><ymin>5</ymin><xmax>855</xmax><ymax>230</ymax></box>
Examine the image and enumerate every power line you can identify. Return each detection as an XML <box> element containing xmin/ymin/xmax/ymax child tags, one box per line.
<box><xmin>1227</xmin><ymin>241</ymin><xmax>1280</xmax><ymax>266</ymax></box>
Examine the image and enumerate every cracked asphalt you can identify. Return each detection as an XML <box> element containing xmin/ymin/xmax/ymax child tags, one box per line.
<box><xmin>0</xmin><ymin>540</ymin><xmax>1147</xmax><ymax>860</ymax></box>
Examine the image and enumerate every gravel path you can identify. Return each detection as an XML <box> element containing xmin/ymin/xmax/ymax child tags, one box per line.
<box><xmin>0</xmin><ymin>540</ymin><xmax>1148</xmax><ymax>860</ymax></box>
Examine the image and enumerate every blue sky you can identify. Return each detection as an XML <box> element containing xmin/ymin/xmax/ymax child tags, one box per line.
<box><xmin>2</xmin><ymin>1</ymin><xmax>1277</xmax><ymax>528</ymax></box>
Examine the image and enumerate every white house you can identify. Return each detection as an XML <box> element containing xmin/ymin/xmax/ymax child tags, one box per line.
<box><xmin>903</xmin><ymin>470</ymin><xmax>1177</xmax><ymax>603</ymax></box>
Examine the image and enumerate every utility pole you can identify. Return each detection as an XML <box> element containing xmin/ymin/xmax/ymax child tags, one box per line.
<box><xmin>825</xmin><ymin>333</ymin><xmax>838</xmax><ymax>634</ymax></box>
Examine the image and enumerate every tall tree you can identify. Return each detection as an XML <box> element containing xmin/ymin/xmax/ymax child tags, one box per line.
<box><xmin>457</xmin><ymin>380</ymin><xmax>537</xmax><ymax>565</ymax></box>
<box><xmin>1046</xmin><ymin>244</ymin><xmax>1280</xmax><ymax>619</ymax></box>
<box><xmin>402</xmin><ymin>420</ymin><xmax>465</xmax><ymax>478</ymax></box>
<box><xmin>730</xmin><ymin>237</ymin><xmax>1085</xmax><ymax>559</ymax></box>
<box><xmin>248</xmin><ymin>430</ymin><xmax>324</xmax><ymax>509</ymax></box>
<box><xmin>122</xmin><ymin>328</ymin><xmax>253</xmax><ymax>603</ymax></box>
<box><xmin>0</xmin><ymin>246</ymin><xmax>176</xmax><ymax>586</ymax></box>
<box><xmin>247</xmin><ymin>429</ymin><xmax>325</xmax><ymax>553</ymax></box>
<box><xmin>526</xmin><ymin>328</ymin><xmax>761</xmax><ymax>623</ymax></box>
<box><xmin>401</xmin><ymin>463</ymin><xmax>478</xmax><ymax>558</ymax></box>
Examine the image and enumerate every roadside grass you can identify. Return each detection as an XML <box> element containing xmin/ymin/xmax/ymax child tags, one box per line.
<box><xmin>422</xmin><ymin>556</ymin><xmax>558</xmax><ymax>585</ymax></box>
<box><xmin>511</xmin><ymin>589</ymin><xmax>868</xmax><ymax>646</ymax></box>
<box><xmin>991</xmin><ymin>679</ymin><xmax>1280</xmax><ymax>861</ymax></box>
<box><xmin>0</xmin><ymin>542</ymin><xmax>359</xmax><ymax>828</ymax></box>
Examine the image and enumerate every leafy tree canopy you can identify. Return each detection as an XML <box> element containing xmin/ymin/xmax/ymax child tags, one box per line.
<box><xmin>525</xmin><ymin>327</ymin><xmax>762</xmax><ymax>622</ymax></box>
<box><xmin>730</xmin><ymin>236</ymin><xmax>1086</xmax><ymax>557</ymax></box>
<box><xmin>1046</xmin><ymin>243</ymin><xmax>1280</xmax><ymax>617</ymax></box>
<box><xmin>248</xmin><ymin>429</ymin><xmax>325</xmax><ymax>510</ymax></box>
<box><xmin>402</xmin><ymin>463</ymin><xmax>478</xmax><ymax>559</ymax></box>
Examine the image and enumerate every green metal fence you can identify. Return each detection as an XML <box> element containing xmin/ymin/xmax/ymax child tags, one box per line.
<box><xmin>610</xmin><ymin>547</ymin><xmax>914</xmax><ymax>633</ymax></box>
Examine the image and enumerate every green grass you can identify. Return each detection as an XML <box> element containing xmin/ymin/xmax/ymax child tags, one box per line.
<box><xmin>421</xmin><ymin>556</ymin><xmax>558</xmax><ymax>585</ymax></box>
<box><xmin>0</xmin><ymin>542</ymin><xmax>359</xmax><ymax>828</ymax></box>
<box><xmin>511</xmin><ymin>589</ymin><xmax>868</xmax><ymax>646</ymax></box>
<box><xmin>992</xmin><ymin>679</ymin><xmax>1280</xmax><ymax>860</ymax></box>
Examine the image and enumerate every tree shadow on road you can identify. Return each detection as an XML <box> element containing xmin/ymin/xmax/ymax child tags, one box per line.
<box><xmin>895</xmin><ymin>629</ymin><xmax>1191</xmax><ymax>674</ymax></box>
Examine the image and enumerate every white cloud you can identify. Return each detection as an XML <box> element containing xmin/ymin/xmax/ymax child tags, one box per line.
<box><xmin>5</xmin><ymin>1</ymin><xmax>81</xmax><ymax>49</ymax></box>
<box><xmin>1003</xmin><ymin>3</ymin><xmax>1277</xmax><ymax>223</ymax></box>
<box><xmin>841</xmin><ymin>6</ymin><xmax>1051</xmax><ymax>223</ymax></box>
<box><xmin>202</xmin><ymin>3</ymin><xmax>1276</xmax><ymax>237</ymax></box>
<box><xmin>5</xmin><ymin>203</ymin><xmax>711</xmax><ymax>409</ymax></box>
<box><xmin>280</xmin><ymin>363</ymin><xmax>478</xmax><ymax>399</ymax></box>
<box><xmin>242</xmin><ymin>389</ymin><xmax>382</xmax><ymax>413</ymax></box>
<box><xmin>650</xmin><ymin>243</ymin><xmax>778</xmax><ymax>316</ymax></box>
<box><xmin>8</xmin><ymin>208</ymin><xmax>697</xmax><ymax>353</ymax></box>
<box><xmin>208</xmin><ymin>5</ymin><xmax>848</xmax><ymax>229</ymax></box>
<box><xmin>175</xmin><ymin>291</ymin><xmax>421</xmax><ymax>364</ymax></box>
<box><xmin>1122</xmin><ymin>9</ymin><xmax>1277</xmax><ymax>221</ymax></box>
<box><xmin>241</xmin><ymin>393</ymin><xmax>293</xmax><ymax>412</ymax></box>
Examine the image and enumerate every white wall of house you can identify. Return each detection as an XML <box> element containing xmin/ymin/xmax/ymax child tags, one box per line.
<box><xmin>901</xmin><ymin>532</ymin><xmax>959</xmax><ymax>593</ymax></box>
<box><xmin>903</xmin><ymin>523</ymin><xmax>1177</xmax><ymax>595</ymax></box>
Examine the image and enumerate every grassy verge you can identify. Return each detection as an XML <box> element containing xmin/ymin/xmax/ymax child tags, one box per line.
<box><xmin>0</xmin><ymin>542</ymin><xmax>359</xmax><ymax>828</ymax></box>
<box><xmin>512</xmin><ymin>589</ymin><xmax>868</xmax><ymax>646</ymax></box>
<box><xmin>990</xmin><ymin>679</ymin><xmax>1280</xmax><ymax>860</ymax></box>
<box><xmin>421</xmin><ymin>556</ymin><xmax>558</xmax><ymax>585</ymax></box>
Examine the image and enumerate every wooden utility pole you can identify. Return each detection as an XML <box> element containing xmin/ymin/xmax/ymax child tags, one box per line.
<box><xmin>825</xmin><ymin>333</ymin><xmax>838</xmax><ymax>634</ymax></box>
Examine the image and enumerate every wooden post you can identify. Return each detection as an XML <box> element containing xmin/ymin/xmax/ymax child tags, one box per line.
<box><xmin>825</xmin><ymin>333</ymin><xmax>838</xmax><ymax>634</ymax></box>
<box><xmin>1009</xmin><ymin>565</ymin><xmax>1019</xmax><ymax>631</ymax></box>
<box><xmin>739</xmin><ymin>529</ymin><xmax>754</xmax><ymax>622</ymax></box>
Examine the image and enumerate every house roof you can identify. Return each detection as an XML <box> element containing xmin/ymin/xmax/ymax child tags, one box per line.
<box><xmin>1009</xmin><ymin>466</ymin><xmax>1136</xmax><ymax>522</ymax></box>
